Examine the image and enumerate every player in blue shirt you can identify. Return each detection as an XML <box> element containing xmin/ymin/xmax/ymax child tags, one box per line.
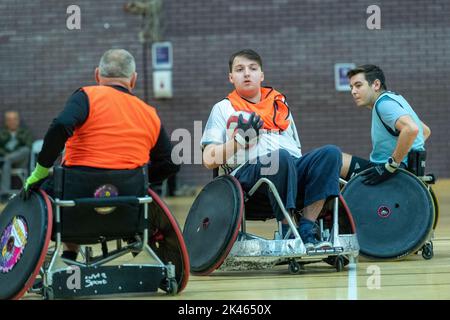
<box><xmin>340</xmin><ymin>65</ymin><xmax>431</xmax><ymax>184</ymax></box>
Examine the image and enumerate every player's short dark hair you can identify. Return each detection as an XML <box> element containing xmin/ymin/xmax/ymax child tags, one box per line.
<box><xmin>229</xmin><ymin>49</ymin><xmax>263</xmax><ymax>72</ymax></box>
<box><xmin>347</xmin><ymin>64</ymin><xmax>387</xmax><ymax>90</ymax></box>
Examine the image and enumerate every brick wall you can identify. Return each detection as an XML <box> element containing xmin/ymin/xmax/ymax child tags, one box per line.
<box><xmin>1</xmin><ymin>0</ymin><xmax>449</xmax><ymax>187</ymax></box>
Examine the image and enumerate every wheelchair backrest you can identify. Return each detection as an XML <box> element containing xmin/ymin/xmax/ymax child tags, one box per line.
<box><xmin>407</xmin><ymin>149</ymin><xmax>426</xmax><ymax>177</ymax></box>
<box><xmin>53</xmin><ymin>166</ymin><xmax>148</xmax><ymax>244</ymax></box>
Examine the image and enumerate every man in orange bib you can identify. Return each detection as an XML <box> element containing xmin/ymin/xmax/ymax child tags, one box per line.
<box><xmin>21</xmin><ymin>49</ymin><xmax>179</xmax><ymax>260</ymax></box>
<box><xmin>201</xmin><ymin>49</ymin><xmax>342</xmax><ymax>249</ymax></box>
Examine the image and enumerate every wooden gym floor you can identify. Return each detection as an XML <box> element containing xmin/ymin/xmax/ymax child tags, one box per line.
<box><xmin>2</xmin><ymin>179</ymin><xmax>448</xmax><ymax>300</ymax></box>
<box><xmin>154</xmin><ymin>179</ymin><xmax>450</xmax><ymax>300</ymax></box>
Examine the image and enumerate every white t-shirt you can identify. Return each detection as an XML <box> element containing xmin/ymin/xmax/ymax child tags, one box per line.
<box><xmin>200</xmin><ymin>98</ymin><xmax>302</xmax><ymax>175</ymax></box>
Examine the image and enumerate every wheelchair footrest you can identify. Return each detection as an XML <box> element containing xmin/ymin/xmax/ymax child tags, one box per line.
<box><xmin>49</xmin><ymin>264</ymin><xmax>166</xmax><ymax>299</ymax></box>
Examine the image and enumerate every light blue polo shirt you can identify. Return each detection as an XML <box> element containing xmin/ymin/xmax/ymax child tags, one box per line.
<box><xmin>370</xmin><ymin>91</ymin><xmax>425</xmax><ymax>164</ymax></box>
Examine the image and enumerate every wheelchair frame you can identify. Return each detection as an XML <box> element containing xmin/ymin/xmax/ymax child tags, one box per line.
<box><xmin>217</xmin><ymin>177</ymin><xmax>360</xmax><ymax>274</ymax></box>
<box><xmin>31</xmin><ymin>194</ymin><xmax>179</xmax><ymax>299</ymax></box>
<box><xmin>411</xmin><ymin>174</ymin><xmax>437</xmax><ymax>259</ymax></box>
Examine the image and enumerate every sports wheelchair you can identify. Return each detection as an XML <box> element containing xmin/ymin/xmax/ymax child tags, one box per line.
<box><xmin>341</xmin><ymin>150</ymin><xmax>439</xmax><ymax>260</ymax></box>
<box><xmin>183</xmin><ymin>169</ymin><xmax>359</xmax><ymax>275</ymax></box>
<box><xmin>0</xmin><ymin>166</ymin><xmax>189</xmax><ymax>300</ymax></box>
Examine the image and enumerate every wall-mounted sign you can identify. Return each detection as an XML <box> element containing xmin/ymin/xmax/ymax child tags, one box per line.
<box><xmin>153</xmin><ymin>70</ymin><xmax>173</xmax><ymax>99</ymax></box>
<box><xmin>152</xmin><ymin>42</ymin><xmax>172</xmax><ymax>70</ymax></box>
<box><xmin>334</xmin><ymin>63</ymin><xmax>355</xmax><ymax>91</ymax></box>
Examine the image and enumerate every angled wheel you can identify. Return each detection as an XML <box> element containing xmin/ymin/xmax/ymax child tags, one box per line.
<box><xmin>147</xmin><ymin>188</ymin><xmax>190</xmax><ymax>294</ymax></box>
<box><xmin>342</xmin><ymin>169</ymin><xmax>434</xmax><ymax>260</ymax></box>
<box><xmin>429</xmin><ymin>187</ymin><xmax>439</xmax><ymax>230</ymax></box>
<box><xmin>183</xmin><ymin>176</ymin><xmax>244</xmax><ymax>275</ymax></box>
<box><xmin>0</xmin><ymin>190</ymin><xmax>53</xmax><ymax>300</ymax></box>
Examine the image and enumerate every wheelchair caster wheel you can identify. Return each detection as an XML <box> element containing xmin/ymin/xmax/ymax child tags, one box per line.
<box><xmin>334</xmin><ymin>256</ymin><xmax>344</xmax><ymax>272</ymax></box>
<box><xmin>422</xmin><ymin>243</ymin><xmax>434</xmax><ymax>260</ymax></box>
<box><xmin>323</xmin><ymin>256</ymin><xmax>349</xmax><ymax>269</ymax></box>
<box><xmin>43</xmin><ymin>287</ymin><xmax>54</xmax><ymax>300</ymax></box>
<box><xmin>288</xmin><ymin>260</ymin><xmax>302</xmax><ymax>274</ymax></box>
<box><xmin>166</xmin><ymin>279</ymin><xmax>178</xmax><ymax>295</ymax></box>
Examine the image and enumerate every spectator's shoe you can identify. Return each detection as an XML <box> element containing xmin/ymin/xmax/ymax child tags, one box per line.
<box><xmin>299</xmin><ymin>218</ymin><xmax>332</xmax><ymax>250</ymax></box>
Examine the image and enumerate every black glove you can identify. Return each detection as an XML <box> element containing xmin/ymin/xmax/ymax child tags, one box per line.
<box><xmin>361</xmin><ymin>163</ymin><xmax>398</xmax><ymax>185</ymax></box>
<box><xmin>234</xmin><ymin>112</ymin><xmax>264</xmax><ymax>148</ymax></box>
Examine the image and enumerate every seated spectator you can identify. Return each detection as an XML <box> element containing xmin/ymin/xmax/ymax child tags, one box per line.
<box><xmin>0</xmin><ymin>111</ymin><xmax>33</xmax><ymax>198</ymax></box>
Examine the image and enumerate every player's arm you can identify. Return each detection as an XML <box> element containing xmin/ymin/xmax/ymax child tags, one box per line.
<box><xmin>361</xmin><ymin>114</ymin><xmax>418</xmax><ymax>186</ymax></box>
<box><xmin>391</xmin><ymin>115</ymin><xmax>419</xmax><ymax>163</ymax></box>
<box><xmin>148</xmin><ymin>125</ymin><xmax>180</xmax><ymax>183</ymax></box>
<box><xmin>38</xmin><ymin>89</ymin><xmax>89</xmax><ymax>167</ymax></box>
<box><xmin>202</xmin><ymin>140</ymin><xmax>243</xmax><ymax>170</ymax></box>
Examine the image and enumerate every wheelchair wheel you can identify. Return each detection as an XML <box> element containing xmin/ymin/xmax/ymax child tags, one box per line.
<box><xmin>183</xmin><ymin>175</ymin><xmax>244</xmax><ymax>275</ymax></box>
<box><xmin>429</xmin><ymin>187</ymin><xmax>439</xmax><ymax>230</ymax></box>
<box><xmin>421</xmin><ymin>242</ymin><xmax>434</xmax><ymax>260</ymax></box>
<box><xmin>342</xmin><ymin>169</ymin><xmax>434</xmax><ymax>260</ymax></box>
<box><xmin>323</xmin><ymin>256</ymin><xmax>349</xmax><ymax>268</ymax></box>
<box><xmin>334</xmin><ymin>256</ymin><xmax>345</xmax><ymax>272</ymax></box>
<box><xmin>43</xmin><ymin>287</ymin><xmax>54</xmax><ymax>300</ymax></box>
<box><xmin>0</xmin><ymin>190</ymin><xmax>53</xmax><ymax>300</ymax></box>
<box><xmin>288</xmin><ymin>259</ymin><xmax>303</xmax><ymax>274</ymax></box>
<box><xmin>147</xmin><ymin>188</ymin><xmax>190</xmax><ymax>293</ymax></box>
<box><xmin>166</xmin><ymin>279</ymin><xmax>178</xmax><ymax>296</ymax></box>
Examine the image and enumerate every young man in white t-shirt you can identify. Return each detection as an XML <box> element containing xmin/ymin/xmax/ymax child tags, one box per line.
<box><xmin>201</xmin><ymin>49</ymin><xmax>342</xmax><ymax>249</ymax></box>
